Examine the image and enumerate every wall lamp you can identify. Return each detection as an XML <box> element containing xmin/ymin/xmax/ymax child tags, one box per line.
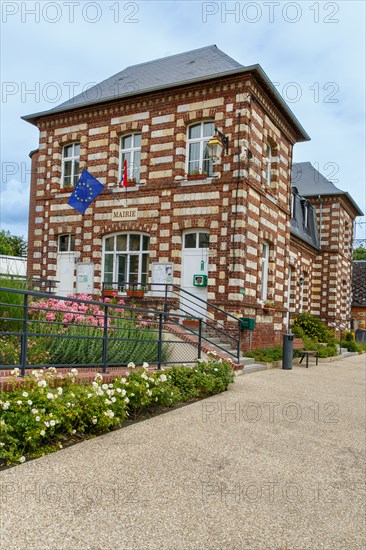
<box><xmin>207</xmin><ymin>128</ymin><xmax>229</xmax><ymax>162</ymax></box>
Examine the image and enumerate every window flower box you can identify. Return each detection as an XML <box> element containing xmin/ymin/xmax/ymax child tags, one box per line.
<box><xmin>182</xmin><ymin>318</ymin><xmax>200</xmax><ymax>327</ymax></box>
<box><xmin>59</xmin><ymin>187</ymin><xmax>74</xmax><ymax>193</ymax></box>
<box><xmin>126</xmin><ymin>289</ymin><xmax>144</xmax><ymax>298</ymax></box>
<box><xmin>186</xmin><ymin>171</ymin><xmax>208</xmax><ymax>181</ymax></box>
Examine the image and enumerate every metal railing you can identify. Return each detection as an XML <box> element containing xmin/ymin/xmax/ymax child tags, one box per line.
<box><xmin>0</xmin><ymin>287</ymin><xmax>203</xmax><ymax>375</ymax></box>
<box><xmin>0</xmin><ymin>273</ymin><xmax>58</xmax><ymax>294</ymax></box>
<box><xmin>102</xmin><ymin>281</ymin><xmax>242</xmax><ymax>362</ymax></box>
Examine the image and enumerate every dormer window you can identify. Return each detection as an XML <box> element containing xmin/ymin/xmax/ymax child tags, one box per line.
<box><xmin>291</xmin><ymin>192</ymin><xmax>296</xmax><ymax>218</ymax></box>
<box><xmin>186</xmin><ymin>122</ymin><xmax>214</xmax><ymax>177</ymax></box>
<box><xmin>62</xmin><ymin>143</ymin><xmax>80</xmax><ymax>188</ymax></box>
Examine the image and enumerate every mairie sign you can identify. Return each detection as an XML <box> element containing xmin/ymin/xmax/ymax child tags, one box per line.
<box><xmin>112</xmin><ymin>208</ymin><xmax>138</xmax><ymax>221</ymax></box>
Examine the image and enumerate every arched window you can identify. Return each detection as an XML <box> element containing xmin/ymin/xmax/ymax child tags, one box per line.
<box><xmin>62</xmin><ymin>143</ymin><xmax>80</xmax><ymax>188</ymax></box>
<box><xmin>186</xmin><ymin>122</ymin><xmax>214</xmax><ymax>176</ymax></box>
<box><xmin>120</xmin><ymin>134</ymin><xmax>141</xmax><ymax>183</ymax></box>
<box><xmin>103</xmin><ymin>233</ymin><xmax>149</xmax><ymax>290</ymax></box>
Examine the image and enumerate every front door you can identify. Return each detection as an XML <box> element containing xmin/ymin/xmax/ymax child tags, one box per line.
<box><xmin>181</xmin><ymin>231</ymin><xmax>209</xmax><ymax>318</ymax></box>
<box><xmin>56</xmin><ymin>234</ymin><xmax>76</xmax><ymax>296</ymax></box>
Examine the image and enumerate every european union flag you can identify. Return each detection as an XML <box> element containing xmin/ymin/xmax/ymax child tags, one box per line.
<box><xmin>68</xmin><ymin>169</ymin><xmax>104</xmax><ymax>214</ymax></box>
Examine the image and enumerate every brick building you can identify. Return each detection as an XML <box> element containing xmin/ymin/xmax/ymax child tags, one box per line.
<box><xmin>23</xmin><ymin>46</ymin><xmax>362</xmax><ymax>348</ymax></box>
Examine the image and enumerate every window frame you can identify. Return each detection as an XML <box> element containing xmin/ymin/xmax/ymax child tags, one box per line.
<box><xmin>119</xmin><ymin>133</ymin><xmax>142</xmax><ymax>184</ymax></box>
<box><xmin>186</xmin><ymin>121</ymin><xmax>215</xmax><ymax>177</ymax></box>
<box><xmin>265</xmin><ymin>143</ymin><xmax>272</xmax><ymax>186</ymax></box>
<box><xmin>61</xmin><ymin>143</ymin><xmax>80</xmax><ymax>189</ymax></box>
<box><xmin>260</xmin><ymin>242</ymin><xmax>270</xmax><ymax>302</ymax></box>
<box><xmin>58</xmin><ymin>234</ymin><xmax>76</xmax><ymax>253</ymax></box>
<box><xmin>103</xmin><ymin>232</ymin><xmax>150</xmax><ymax>291</ymax></box>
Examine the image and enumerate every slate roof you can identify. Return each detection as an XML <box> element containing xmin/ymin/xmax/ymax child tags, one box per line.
<box><xmin>22</xmin><ymin>45</ymin><xmax>309</xmax><ymax>141</ymax></box>
<box><xmin>292</xmin><ymin>162</ymin><xmax>363</xmax><ymax>216</ymax></box>
<box><xmin>352</xmin><ymin>261</ymin><xmax>366</xmax><ymax>307</ymax></box>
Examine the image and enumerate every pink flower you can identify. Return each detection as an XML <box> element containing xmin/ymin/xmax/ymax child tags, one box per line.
<box><xmin>46</xmin><ymin>312</ymin><xmax>56</xmax><ymax>322</ymax></box>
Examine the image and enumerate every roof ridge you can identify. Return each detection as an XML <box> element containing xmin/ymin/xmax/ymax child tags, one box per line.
<box><xmin>123</xmin><ymin>44</ymin><xmax>222</xmax><ymax>70</ymax></box>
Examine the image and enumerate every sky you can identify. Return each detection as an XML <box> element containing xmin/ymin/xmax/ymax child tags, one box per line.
<box><xmin>0</xmin><ymin>0</ymin><xmax>365</xmax><ymax>241</ymax></box>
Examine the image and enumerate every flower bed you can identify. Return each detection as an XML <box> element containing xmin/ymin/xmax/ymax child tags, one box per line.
<box><xmin>0</xmin><ymin>356</ymin><xmax>234</xmax><ymax>466</ymax></box>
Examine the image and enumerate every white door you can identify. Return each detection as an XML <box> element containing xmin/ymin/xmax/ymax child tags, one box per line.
<box><xmin>181</xmin><ymin>231</ymin><xmax>209</xmax><ymax>318</ymax></box>
<box><xmin>56</xmin><ymin>234</ymin><xmax>76</xmax><ymax>296</ymax></box>
<box><xmin>56</xmin><ymin>253</ymin><xmax>75</xmax><ymax>296</ymax></box>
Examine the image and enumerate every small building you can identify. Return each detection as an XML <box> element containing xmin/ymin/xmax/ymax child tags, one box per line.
<box><xmin>351</xmin><ymin>261</ymin><xmax>366</xmax><ymax>330</ymax></box>
<box><xmin>23</xmin><ymin>46</ymin><xmax>362</xmax><ymax>348</ymax></box>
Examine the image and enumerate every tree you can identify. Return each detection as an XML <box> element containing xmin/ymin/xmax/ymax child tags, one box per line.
<box><xmin>0</xmin><ymin>230</ymin><xmax>27</xmax><ymax>257</ymax></box>
<box><xmin>353</xmin><ymin>247</ymin><xmax>366</xmax><ymax>260</ymax></box>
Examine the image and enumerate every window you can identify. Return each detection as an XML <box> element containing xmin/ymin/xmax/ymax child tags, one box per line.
<box><xmin>183</xmin><ymin>232</ymin><xmax>210</xmax><ymax>249</ymax></box>
<box><xmin>103</xmin><ymin>233</ymin><xmax>149</xmax><ymax>289</ymax></box>
<box><xmin>302</xmin><ymin>200</ymin><xmax>309</xmax><ymax>229</ymax></box>
<box><xmin>58</xmin><ymin>234</ymin><xmax>75</xmax><ymax>253</ymax></box>
<box><xmin>120</xmin><ymin>134</ymin><xmax>141</xmax><ymax>183</ymax></box>
<box><xmin>62</xmin><ymin>143</ymin><xmax>80</xmax><ymax>188</ymax></box>
<box><xmin>186</xmin><ymin>122</ymin><xmax>214</xmax><ymax>176</ymax></box>
<box><xmin>265</xmin><ymin>144</ymin><xmax>272</xmax><ymax>185</ymax></box>
<box><xmin>260</xmin><ymin>243</ymin><xmax>269</xmax><ymax>301</ymax></box>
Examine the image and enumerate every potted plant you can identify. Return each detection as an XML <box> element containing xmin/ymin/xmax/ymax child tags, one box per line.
<box><xmin>186</xmin><ymin>169</ymin><xmax>207</xmax><ymax>180</ymax></box>
<box><xmin>127</xmin><ymin>287</ymin><xmax>144</xmax><ymax>297</ymax></box>
<box><xmin>125</xmin><ymin>177</ymin><xmax>137</xmax><ymax>187</ymax></box>
<box><xmin>263</xmin><ymin>300</ymin><xmax>276</xmax><ymax>311</ymax></box>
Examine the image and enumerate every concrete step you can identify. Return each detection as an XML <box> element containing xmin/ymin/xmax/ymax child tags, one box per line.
<box><xmin>238</xmin><ymin>363</ymin><xmax>268</xmax><ymax>375</ymax></box>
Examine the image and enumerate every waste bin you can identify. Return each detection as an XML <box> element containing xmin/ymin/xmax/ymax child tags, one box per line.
<box><xmin>282</xmin><ymin>334</ymin><xmax>293</xmax><ymax>370</ymax></box>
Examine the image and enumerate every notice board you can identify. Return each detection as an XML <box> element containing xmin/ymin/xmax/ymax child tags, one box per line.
<box><xmin>76</xmin><ymin>263</ymin><xmax>94</xmax><ymax>294</ymax></box>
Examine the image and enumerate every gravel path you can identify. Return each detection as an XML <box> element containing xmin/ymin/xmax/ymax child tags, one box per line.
<box><xmin>1</xmin><ymin>355</ymin><xmax>365</xmax><ymax>550</ymax></box>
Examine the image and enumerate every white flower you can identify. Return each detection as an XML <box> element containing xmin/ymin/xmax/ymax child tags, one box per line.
<box><xmin>104</xmin><ymin>410</ymin><xmax>114</xmax><ymax>419</ymax></box>
<box><xmin>66</xmin><ymin>402</ymin><xmax>71</xmax><ymax>407</ymax></box>
<box><xmin>87</xmin><ymin>393</ymin><xmax>93</xmax><ymax>398</ymax></box>
<box><xmin>46</xmin><ymin>393</ymin><xmax>54</xmax><ymax>400</ymax></box>
<box><xmin>48</xmin><ymin>367</ymin><xmax>57</xmax><ymax>373</ymax></box>
<box><xmin>102</xmin><ymin>384</ymin><xmax>109</xmax><ymax>390</ymax></box>
<box><xmin>214</xmin><ymin>368</ymin><xmax>218</xmax><ymax>372</ymax></box>
<box><xmin>72</xmin><ymin>429</ymin><xmax>76</xmax><ymax>434</ymax></box>
<box><xmin>70</xmin><ymin>368</ymin><xmax>78</xmax><ymax>376</ymax></box>
<box><xmin>50</xmin><ymin>420</ymin><xmax>56</xmax><ymax>427</ymax></box>
<box><xmin>11</xmin><ymin>368</ymin><xmax>20</xmax><ymax>376</ymax></box>
<box><xmin>0</xmin><ymin>442</ymin><xmax>5</xmax><ymax>447</ymax></box>
<box><xmin>116</xmin><ymin>388</ymin><xmax>121</xmax><ymax>393</ymax></box>
<box><xmin>121</xmin><ymin>389</ymin><xmax>126</xmax><ymax>397</ymax></box>
<box><xmin>147</xmin><ymin>390</ymin><xmax>152</xmax><ymax>397</ymax></box>
<box><xmin>105</xmin><ymin>399</ymin><xmax>112</xmax><ymax>405</ymax></box>
<box><xmin>2</xmin><ymin>402</ymin><xmax>10</xmax><ymax>410</ymax></box>
<box><xmin>143</xmin><ymin>362</ymin><xmax>149</xmax><ymax>370</ymax></box>
<box><xmin>127</xmin><ymin>362</ymin><xmax>135</xmax><ymax>369</ymax></box>
<box><xmin>16</xmin><ymin>400</ymin><xmax>22</xmax><ymax>405</ymax></box>
<box><xmin>124</xmin><ymin>397</ymin><xmax>129</xmax><ymax>404</ymax></box>
<box><xmin>111</xmin><ymin>397</ymin><xmax>116</xmax><ymax>403</ymax></box>
<box><xmin>0</xmin><ymin>420</ymin><xmax>5</xmax><ymax>426</ymax></box>
<box><xmin>40</xmin><ymin>430</ymin><xmax>45</xmax><ymax>436</ymax></box>
<box><xmin>59</xmin><ymin>444</ymin><xmax>63</xmax><ymax>449</ymax></box>
<box><xmin>97</xmin><ymin>390</ymin><xmax>104</xmax><ymax>396</ymax></box>
<box><xmin>159</xmin><ymin>374</ymin><xmax>167</xmax><ymax>382</ymax></box>
<box><xmin>109</xmin><ymin>384</ymin><xmax>113</xmax><ymax>388</ymax></box>
<box><xmin>146</xmin><ymin>383</ymin><xmax>149</xmax><ymax>388</ymax></box>
<box><xmin>19</xmin><ymin>456</ymin><xmax>26</xmax><ymax>463</ymax></box>
<box><xmin>38</xmin><ymin>380</ymin><xmax>47</xmax><ymax>387</ymax></box>
<box><xmin>130</xmin><ymin>393</ymin><xmax>135</xmax><ymax>397</ymax></box>
<box><xmin>44</xmin><ymin>421</ymin><xmax>50</xmax><ymax>427</ymax></box>
<box><xmin>92</xmin><ymin>417</ymin><xmax>98</xmax><ymax>424</ymax></box>
<box><xmin>27</xmin><ymin>400</ymin><xmax>33</xmax><ymax>405</ymax></box>
<box><xmin>57</xmin><ymin>387</ymin><xmax>63</xmax><ymax>395</ymax></box>
<box><xmin>22</xmin><ymin>392</ymin><xmax>28</xmax><ymax>397</ymax></box>
<box><xmin>35</xmin><ymin>416</ymin><xmax>40</xmax><ymax>422</ymax></box>
<box><xmin>120</xmin><ymin>377</ymin><xmax>126</xmax><ymax>384</ymax></box>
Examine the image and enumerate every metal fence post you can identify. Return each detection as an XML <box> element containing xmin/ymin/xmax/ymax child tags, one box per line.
<box><xmin>198</xmin><ymin>318</ymin><xmax>202</xmax><ymax>360</ymax></box>
<box><xmin>164</xmin><ymin>284</ymin><xmax>168</xmax><ymax>314</ymax></box>
<box><xmin>102</xmin><ymin>304</ymin><xmax>108</xmax><ymax>373</ymax></box>
<box><xmin>20</xmin><ymin>293</ymin><xmax>29</xmax><ymax>377</ymax></box>
<box><xmin>237</xmin><ymin>319</ymin><xmax>241</xmax><ymax>364</ymax></box>
<box><xmin>157</xmin><ymin>313</ymin><xmax>163</xmax><ymax>370</ymax></box>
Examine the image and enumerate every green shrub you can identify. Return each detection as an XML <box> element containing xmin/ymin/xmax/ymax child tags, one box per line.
<box><xmin>292</xmin><ymin>313</ymin><xmax>334</xmax><ymax>343</ymax></box>
<box><xmin>0</xmin><ymin>357</ymin><xmax>234</xmax><ymax>465</ymax></box>
<box><xmin>245</xmin><ymin>345</ymin><xmax>283</xmax><ymax>363</ymax></box>
<box><xmin>0</xmin><ymin>335</ymin><xmax>51</xmax><ymax>366</ymax></box>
